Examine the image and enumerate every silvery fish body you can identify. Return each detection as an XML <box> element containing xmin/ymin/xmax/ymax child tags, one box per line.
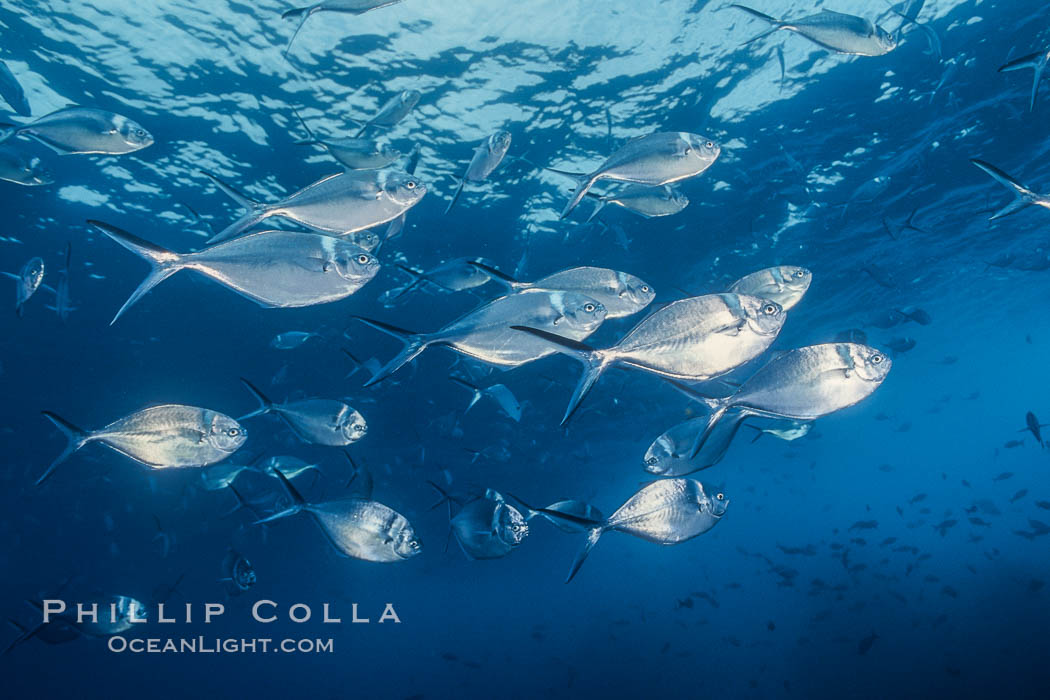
<box><xmin>315</xmin><ymin>138</ymin><xmax>401</xmax><ymax>170</ymax></box>
<box><xmin>451</xmin><ymin>492</ymin><xmax>528</xmax><ymax>560</ymax></box>
<box><xmin>559</xmin><ymin>132</ymin><xmax>720</xmax><ymax>217</ymax></box>
<box><xmin>366</xmin><ymin>89</ymin><xmax>421</xmax><ymax>129</ymax></box>
<box><xmin>465</xmin><ymin>131</ymin><xmax>512</xmax><ymax>181</ymax></box>
<box><xmin>389</xmin><ymin>257</ymin><xmax>497</xmax><ymax>302</ymax></box>
<box><xmin>644</xmin><ymin>412</ymin><xmax>747</xmax><ymax>476</ymax></box>
<box><xmin>0</xmin><ymin>107</ymin><xmax>153</xmax><ymax>155</ymax></box>
<box><xmin>205</xmin><ymin>169</ymin><xmax>425</xmax><ymax>243</ymax></box>
<box><xmin>305</xmin><ymin>499</ymin><xmax>421</xmax><ymax>562</ymax></box>
<box><xmin>75</xmin><ymin>596</ymin><xmax>147</xmax><ymax>637</ymax></box>
<box><xmin>0</xmin><ymin>60</ymin><xmax>31</xmax><ymax>116</ymax></box>
<box><xmin>222</xmin><ymin>549</ymin><xmax>257</xmax><ymax>594</ymax></box>
<box><xmin>727</xmin><ymin>266</ymin><xmax>812</xmax><ymax>311</ymax></box>
<box><xmin>474</xmin><ymin>263</ymin><xmax>655</xmax><ymax>319</ymax></box>
<box><xmin>4</xmin><ymin>256</ymin><xmax>44</xmax><ymax>316</ymax></box>
<box><xmin>91</xmin><ymin>221</ymin><xmax>380</xmax><ymax>323</ymax></box>
<box><xmin>0</xmin><ymin>147</ymin><xmax>51</xmax><ymax>186</ymax></box>
<box><xmin>239</xmin><ymin>379</ymin><xmax>367</xmax><ymax>446</ymax></box>
<box><xmin>587</xmin><ymin>185</ymin><xmax>689</xmax><ymax>220</ymax></box>
<box><xmin>732</xmin><ymin>6</ymin><xmax>897</xmax><ymax>56</ymax></box>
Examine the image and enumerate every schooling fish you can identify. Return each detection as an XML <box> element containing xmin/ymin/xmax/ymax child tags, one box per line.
<box><xmin>351</xmin><ymin>89</ymin><xmax>421</xmax><ymax>138</ymax></box>
<box><xmin>1</xmin><ymin>256</ymin><xmax>44</xmax><ymax>317</ymax></box>
<box><xmin>353</xmin><ymin>290</ymin><xmax>607</xmax><ymax>385</ymax></box>
<box><xmin>239</xmin><ymin>378</ymin><xmax>367</xmax><ymax>446</ymax></box>
<box><xmin>584</xmin><ymin>185</ymin><xmax>689</xmax><ymax>222</ymax></box>
<box><xmin>643</xmin><ymin>412</ymin><xmax>751</xmax><ymax>477</ymax></box>
<box><xmin>0</xmin><ymin>107</ymin><xmax>152</xmax><ymax>155</ymax></box>
<box><xmin>727</xmin><ymin>265</ymin><xmax>812</xmax><ymax>311</ymax></box>
<box><xmin>970</xmin><ymin>159</ymin><xmax>1050</xmax><ymax>220</ymax></box>
<box><xmin>283</xmin><ymin>1</ymin><xmax>406</xmax><ymax>56</ymax></box>
<box><xmin>0</xmin><ymin>61</ymin><xmax>31</xmax><ymax>116</ymax></box>
<box><xmin>37</xmin><ymin>405</ymin><xmax>245</xmax><ymax>485</ymax></box>
<box><xmin>293</xmin><ymin>109</ymin><xmax>401</xmax><ymax>170</ymax></box>
<box><xmin>553</xmin><ymin>131</ymin><xmax>720</xmax><ymax>218</ymax></box>
<box><xmin>430</xmin><ymin>484</ymin><xmax>528</xmax><ymax>560</ymax></box>
<box><xmin>538</xmin><ymin>479</ymin><xmax>728</xmax><ymax>583</ymax></box>
<box><xmin>201</xmin><ymin>454</ymin><xmax>321</xmax><ymax>490</ymax></box>
<box><xmin>449</xmin><ymin>376</ymin><xmax>523</xmax><ymax>421</ymax></box>
<box><xmin>510</xmin><ymin>495</ymin><xmax>605</xmax><ymax>534</ymax></box>
<box><xmin>90</xmin><ymin>220</ymin><xmax>379</xmax><ymax>323</ymax></box>
<box><xmin>1020</xmin><ymin>411</ymin><xmax>1047</xmax><ymax>447</ymax></box>
<box><xmin>999</xmin><ymin>48</ymin><xmax>1050</xmax><ymax>112</ymax></box>
<box><xmin>731</xmin><ymin>5</ymin><xmax>897</xmax><ymax>56</ymax></box>
<box><xmin>260</xmin><ymin>469</ymin><xmax>421</xmax><ymax>563</ymax></box>
<box><xmin>0</xmin><ymin>147</ymin><xmax>51</xmax><ymax>186</ymax></box>
<box><xmin>220</xmin><ymin>549</ymin><xmax>257</xmax><ymax>595</ymax></box>
<box><xmin>514</xmin><ymin>293</ymin><xmax>786</xmax><ymax>424</ymax></box>
<box><xmin>42</xmin><ymin>242</ymin><xmax>74</xmax><ymax>321</ymax></box>
<box><xmin>445</xmin><ymin>131</ymin><xmax>512</xmax><ymax>214</ymax></box>
<box><xmin>270</xmin><ymin>331</ymin><xmax>323</xmax><ymax>350</ymax></box>
<box><xmin>391</xmin><ymin>257</ymin><xmax>496</xmax><ymax>299</ymax></box>
<box><xmin>203</xmin><ymin>169</ymin><xmax>425</xmax><ymax>243</ymax></box>
<box><xmin>470</xmin><ymin>262</ymin><xmax>655</xmax><ymax>318</ymax></box>
<box><xmin>680</xmin><ymin>343</ymin><xmax>891</xmax><ymax>458</ymax></box>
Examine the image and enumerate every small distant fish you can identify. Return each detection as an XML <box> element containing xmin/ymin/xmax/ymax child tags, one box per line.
<box><xmin>1011</xmin><ymin>489</ymin><xmax>1028</xmax><ymax>503</ymax></box>
<box><xmin>239</xmin><ymin>378</ymin><xmax>367</xmax><ymax>446</ymax></box>
<box><xmin>1003</xmin><ymin>439</ymin><xmax>1024</xmax><ymax>449</ymax></box>
<box><xmin>993</xmin><ymin>472</ymin><xmax>1013</xmax><ymax>482</ymax></box>
<box><xmin>449</xmin><ymin>376</ymin><xmax>522</xmax><ymax>422</ymax></box>
<box><xmin>1020</xmin><ymin>411</ymin><xmax>1048</xmax><ymax>447</ymax></box>
<box><xmin>270</xmin><ymin>331</ymin><xmax>322</xmax><ymax>350</ymax></box>
<box><xmin>1</xmin><ymin>256</ymin><xmax>44</xmax><ymax>317</ymax></box>
<box><xmin>220</xmin><ymin>549</ymin><xmax>257</xmax><ymax>595</ymax></box>
<box><xmin>293</xmin><ymin>109</ymin><xmax>401</xmax><ymax>170</ymax></box>
<box><xmin>348</xmin><ymin>90</ymin><xmax>421</xmax><ymax>138</ymax></box>
<box><xmin>998</xmin><ymin>47</ymin><xmax>1050</xmax><ymax>111</ymax></box>
<box><xmin>445</xmin><ymin>131</ymin><xmax>512</xmax><ymax>214</ymax></box>
<box><xmin>857</xmin><ymin>631</ymin><xmax>879</xmax><ymax>655</ymax></box>
<box><xmin>0</xmin><ymin>107</ymin><xmax>153</xmax><ymax>155</ymax></box>
<box><xmin>885</xmin><ymin>337</ymin><xmax>916</xmax><ymax>354</ymax></box>
<box><xmin>0</xmin><ymin>147</ymin><xmax>52</xmax><ymax>186</ymax></box>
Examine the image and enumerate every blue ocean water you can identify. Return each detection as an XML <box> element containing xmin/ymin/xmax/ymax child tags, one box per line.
<box><xmin>2</xmin><ymin>0</ymin><xmax>1050</xmax><ymax>697</ymax></box>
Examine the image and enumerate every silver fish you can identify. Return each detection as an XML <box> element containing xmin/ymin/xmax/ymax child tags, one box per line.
<box><xmin>999</xmin><ymin>48</ymin><xmax>1050</xmax><ymax>112</ymax></box>
<box><xmin>201</xmin><ymin>454</ymin><xmax>321</xmax><ymax>490</ymax></box>
<box><xmin>643</xmin><ymin>411</ymin><xmax>748</xmax><ymax>477</ymax></box>
<box><xmin>260</xmin><ymin>469</ymin><xmax>421</xmax><ymax>563</ymax></box>
<box><xmin>294</xmin><ymin>109</ymin><xmax>402</xmax><ymax>170</ymax></box>
<box><xmin>732</xmin><ymin>5</ymin><xmax>897</xmax><ymax>56</ymax></box>
<box><xmin>470</xmin><ymin>262</ymin><xmax>655</xmax><ymax>319</ymax></box>
<box><xmin>43</xmin><ymin>243</ymin><xmax>74</xmax><ymax>321</ymax></box>
<box><xmin>0</xmin><ymin>107</ymin><xmax>153</xmax><ymax>155</ymax></box>
<box><xmin>283</xmin><ymin>1</ymin><xmax>406</xmax><ymax>56</ymax></box>
<box><xmin>683</xmin><ymin>343</ymin><xmax>892</xmax><ymax>458</ymax></box>
<box><xmin>431</xmin><ymin>485</ymin><xmax>528</xmax><ymax>560</ymax></box>
<box><xmin>89</xmin><ymin>220</ymin><xmax>379</xmax><ymax>324</ymax></box>
<box><xmin>0</xmin><ymin>60</ymin><xmax>31</xmax><ymax>116</ymax></box>
<box><xmin>970</xmin><ymin>159</ymin><xmax>1050</xmax><ymax>220</ymax></box>
<box><xmin>540</xmin><ymin>479</ymin><xmax>728</xmax><ymax>582</ymax></box>
<box><xmin>390</xmin><ymin>257</ymin><xmax>496</xmax><ymax>299</ymax></box>
<box><xmin>221</xmin><ymin>549</ymin><xmax>257</xmax><ymax>594</ymax></box>
<box><xmin>554</xmin><ymin>131</ymin><xmax>720</xmax><ymax>218</ymax></box>
<box><xmin>270</xmin><ymin>331</ymin><xmax>322</xmax><ymax>349</ymax></box>
<box><xmin>344</xmin><ymin>229</ymin><xmax>381</xmax><ymax>252</ymax></box>
<box><xmin>727</xmin><ymin>265</ymin><xmax>812</xmax><ymax>311</ymax></box>
<box><xmin>75</xmin><ymin>595</ymin><xmax>148</xmax><ymax>636</ymax></box>
<box><xmin>353</xmin><ymin>89</ymin><xmax>421</xmax><ymax>137</ymax></box>
<box><xmin>513</xmin><ymin>293</ymin><xmax>786</xmax><ymax>424</ymax></box>
<box><xmin>38</xmin><ymin>405</ymin><xmax>246</xmax><ymax>485</ymax></box>
<box><xmin>450</xmin><ymin>376</ymin><xmax>522</xmax><ymax>421</ymax></box>
<box><xmin>203</xmin><ymin>169</ymin><xmax>425</xmax><ymax>243</ymax></box>
<box><xmin>354</xmin><ymin>290</ymin><xmax>607</xmax><ymax>384</ymax></box>
<box><xmin>0</xmin><ymin>147</ymin><xmax>51</xmax><ymax>186</ymax></box>
<box><xmin>1</xmin><ymin>256</ymin><xmax>44</xmax><ymax>317</ymax></box>
<box><xmin>445</xmin><ymin>130</ymin><xmax>512</xmax><ymax>214</ymax></box>
<box><xmin>239</xmin><ymin>378</ymin><xmax>366</xmax><ymax>446</ymax></box>
<box><xmin>585</xmin><ymin>185</ymin><xmax>689</xmax><ymax>222</ymax></box>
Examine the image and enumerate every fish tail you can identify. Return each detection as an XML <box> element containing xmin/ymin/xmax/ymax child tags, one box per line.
<box><xmin>238</xmin><ymin>377</ymin><xmax>275</xmax><ymax>420</ymax></box>
<box><xmin>87</xmin><ymin>220</ymin><xmax>183</xmax><ymax>324</ymax></box>
<box><xmin>560</xmin><ymin>173</ymin><xmax>600</xmax><ymax>219</ymax></box>
<box><xmin>566</xmin><ymin>526</ymin><xmax>605</xmax><ymax>584</ymax></box>
<box><xmin>509</xmin><ymin>325</ymin><xmax>606</xmax><ymax>425</ymax></box>
<box><xmin>585</xmin><ymin>197</ymin><xmax>606</xmax><ymax>223</ymax></box>
<box><xmin>0</xmin><ymin>124</ymin><xmax>16</xmax><ymax>146</ymax></box>
<box><xmin>449</xmin><ymin>376</ymin><xmax>483</xmax><ymax>413</ymax></box>
<box><xmin>467</xmin><ymin>260</ymin><xmax>524</xmax><ymax>292</ymax></box>
<box><xmin>730</xmin><ymin>4</ymin><xmax>783</xmax><ymax>45</ymax></box>
<box><xmin>37</xmin><ymin>411</ymin><xmax>90</xmax><ymax>486</ymax></box>
<box><xmin>393</xmin><ymin>264</ymin><xmax>428</xmax><ymax>298</ymax></box>
<box><xmin>443</xmin><ymin>178</ymin><xmax>465</xmax><ymax>215</ymax></box>
<box><xmin>282</xmin><ymin>7</ymin><xmax>316</xmax><ymax>56</ymax></box>
<box><xmin>199</xmin><ymin>171</ymin><xmax>268</xmax><ymax>243</ymax></box>
<box><xmin>689</xmin><ymin>404</ymin><xmax>732</xmax><ymax>459</ymax></box>
<box><xmin>997</xmin><ymin>52</ymin><xmax>1045</xmax><ymax>110</ymax></box>
<box><xmin>970</xmin><ymin>159</ymin><xmax>1039</xmax><ymax>220</ymax></box>
<box><xmin>254</xmin><ymin>467</ymin><xmax>307</xmax><ymax>524</ymax></box>
<box><xmin>291</xmin><ymin>108</ymin><xmax>318</xmax><ymax>145</ymax></box>
<box><xmin>426</xmin><ymin>481</ymin><xmax>457</xmax><ymax>553</ymax></box>
<box><xmin>350</xmin><ymin>316</ymin><xmax>431</xmax><ymax>386</ymax></box>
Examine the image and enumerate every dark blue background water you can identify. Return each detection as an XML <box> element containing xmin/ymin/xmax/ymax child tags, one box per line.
<box><xmin>2</xmin><ymin>0</ymin><xmax>1050</xmax><ymax>697</ymax></box>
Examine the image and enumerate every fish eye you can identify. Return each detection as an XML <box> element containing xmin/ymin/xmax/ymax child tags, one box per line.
<box><xmin>583</xmin><ymin>303</ymin><xmax>596</xmax><ymax>313</ymax></box>
<box><xmin>794</xmin><ymin>269</ymin><xmax>805</xmax><ymax>278</ymax></box>
<box><xmin>646</xmin><ymin>457</ymin><xmax>658</xmax><ymax>466</ymax></box>
<box><xmin>357</xmin><ymin>254</ymin><xmax>371</xmax><ymax>264</ymax></box>
<box><xmin>135</xmin><ymin>129</ymin><xmax>145</xmax><ymax>137</ymax></box>
<box><xmin>227</xmin><ymin>428</ymin><xmax>240</xmax><ymax>437</ymax></box>
<box><xmin>716</xmin><ymin>493</ymin><xmax>725</xmax><ymax>500</ymax></box>
<box><xmin>641</xmin><ymin>285</ymin><xmax>650</xmax><ymax>293</ymax></box>
<box><xmin>870</xmin><ymin>353</ymin><xmax>884</xmax><ymax>365</ymax></box>
<box><xmin>405</xmin><ymin>180</ymin><xmax>416</xmax><ymax>189</ymax></box>
<box><xmin>763</xmin><ymin>303</ymin><xmax>778</xmax><ymax>315</ymax></box>
<box><xmin>705</xmin><ymin>141</ymin><xmax>715</xmax><ymax>149</ymax></box>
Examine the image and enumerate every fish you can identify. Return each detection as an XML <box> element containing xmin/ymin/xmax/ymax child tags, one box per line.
<box><xmin>0</xmin><ymin>147</ymin><xmax>51</xmax><ymax>186</ymax></box>
<box><xmin>445</xmin><ymin>131</ymin><xmax>512</xmax><ymax>214</ymax></box>
<box><xmin>970</xmin><ymin>159</ymin><xmax>1050</xmax><ymax>220</ymax></box>
<box><xmin>583</xmin><ymin>185</ymin><xmax>689</xmax><ymax>222</ymax></box>
<box><xmin>37</xmin><ymin>405</ymin><xmax>246</xmax><ymax>485</ymax></box>
<box><xmin>536</xmin><ymin>479</ymin><xmax>728</xmax><ymax>583</ymax></box>
<box><xmin>74</xmin><ymin>596</ymin><xmax>148</xmax><ymax>637</ymax></box>
<box><xmin>679</xmin><ymin>343</ymin><xmax>891</xmax><ymax>458</ymax></box>
<box><xmin>513</xmin><ymin>293</ymin><xmax>786</xmax><ymax>424</ymax></box>
<box><xmin>239</xmin><ymin>378</ymin><xmax>367</xmax><ymax>446</ymax></box>
<box><xmin>1020</xmin><ymin>411</ymin><xmax>1047</xmax><ymax>447</ymax></box>
<box><xmin>0</xmin><ymin>107</ymin><xmax>152</xmax><ymax>155</ymax></box>
<box><xmin>89</xmin><ymin>220</ymin><xmax>379</xmax><ymax>323</ymax></box>
<box><xmin>885</xmin><ymin>337</ymin><xmax>916</xmax><ymax>354</ymax></box>
<box><xmin>469</xmin><ymin>262</ymin><xmax>655</xmax><ymax>318</ymax></box>
<box><xmin>270</xmin><ymin>331</ymin><xmax>323</xmax><ymax>350</ymax></box>
<box><xmin>293</xmin><ymin>109</ymin><xmax>401</xmax><ymax>170</ymax></box>
<box><xmin>201</xmin><ymin>454</ymin><xmax>321</xmax><ymax>490</ymax></box>
<box><xmin>0</xmin><ymin>61</ymin><xmax>31</xmax><ymax>116</ymax></box>
<box><xmin>999</xmin><ymin>48</ymin><xmax>1050</xmax><ymax>112</ymax></box>
<box><xmin>553</xmin><ymin>132</ymin><xmax>720</xmax><ymax>218</ymax></box>
<box><xmin>746</xmin><ymin>419</ymin><xmax>812</xmax><ymax>443</ymax></box>
<box><xmin>643</xmin><ymin>413</ymin><xmax>748</xmax><ymax>476</ymax></box>
<box><xmin>353</xmin><ymin>290</ymin><xmax>608</xmax><ymax>384</ymax></box>
<box><xmin>857</xmin><ymin>632</ymin><xmax>879</xmax><ymax>655</ymax></box>
<box><xmin>449</xmin><ymin>376</ymin><xmax>522</xmax><ymax>421</ymax></box>
<box><xmin>731</xmin><ymin>5</ymin><xmax>897</xmax><ymax>56</ymax></box>
<box><xmin>513</xmin><ymin>497</ymin><xmax>605</xmax><ymax>534</ymax></box>
<box><xmin>351</xmin><ymin>90</ymin><xmax>421</xmax><ymax>138</ymax></box>
<box><xmin>727</xmin><ymin>265</ymin><xmax>812</xmax><ymax>311</ymax></box>
<box><xmin>1</xmin><ymin>256</ymin><xmax>44</xmax><ymax>317</ymax></box>
<box><xmin>282</xmin><ymin>1</ymin><xmax>406</xmax><ymax>56</ymax></box>
<box><xmin>259</xmin><ymin>468</ymin><xmax>421</xmax><ymax>563</ymax></box>
<box><xmin>430</xmin><ymin>484</ymin><xmax>528</xmax><ymax>560</ymax></box>
<box><xmin>202</xmin><ymin>169</ymin><xmax>425</xmax><ymax>243</ymax></box>
<box><xmin>43</xmin><ymin>243</ymin><xmax>74</xmax><ymax>321</ymax></box>
<box><xmin>220</xmin><ymin>549</ymin><xmax>257</xmax><ymax>595</ymax></box>
<box><xmin>391</xmin><ymin>257</ymin><xmax>496</xmax><ymax>298</ymax></box>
